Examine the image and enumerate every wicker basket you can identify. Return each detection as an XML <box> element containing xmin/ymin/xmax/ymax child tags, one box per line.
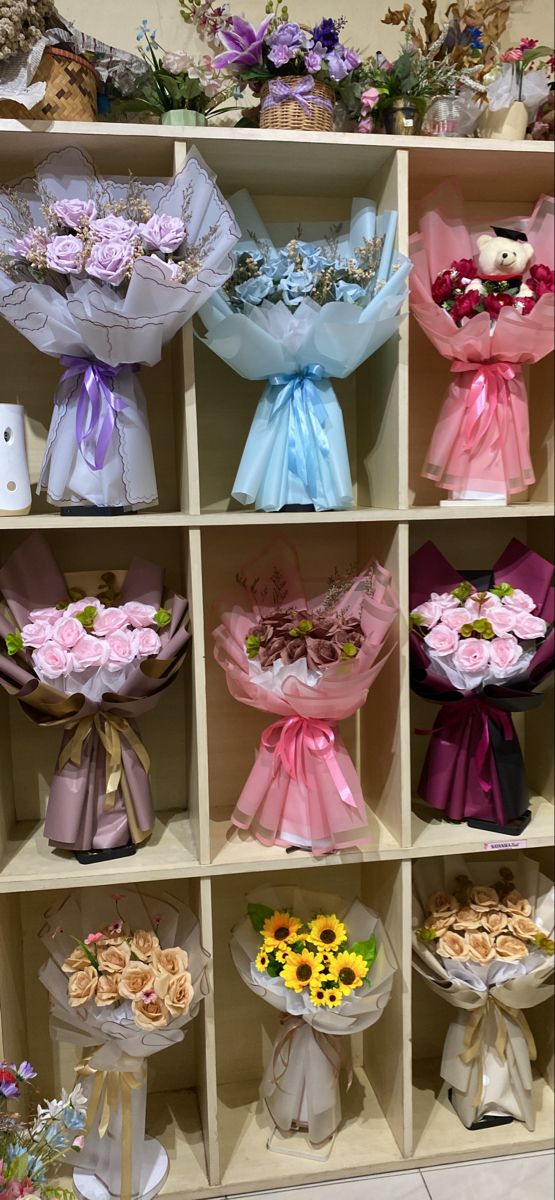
<box><xmin>260</xmin><ymin>76</ymin><xmax>334</xmax><ymax>132</ymax></box>
<box><xmin>0</xmin><ymin>47</ymin><xmax>97</xmax><ymax>122</ymax></box>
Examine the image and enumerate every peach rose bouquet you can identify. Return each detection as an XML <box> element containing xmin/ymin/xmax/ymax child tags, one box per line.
<box><xmin>39</xmin><ymin>887</ymin><xmax>210</xmax><ymax>1200</ymax></box>
<box><xmin>413</xmin><ymin>856</ymin><xmax>554</xmax><ymax>1132</ymax></box>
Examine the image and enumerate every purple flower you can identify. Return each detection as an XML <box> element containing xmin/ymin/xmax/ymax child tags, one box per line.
<box><xmin>312</xmin><ymin>18</ymin><xmax>340</xmax><ymax>52</ymax></box>
<box><xmin>268</xmin><ymin>21</ymin><xmax>310</xmax><ymax>50</ymax></box>
<box><xmin>16</xmin><ymin>1061</ymin><xmax>37</xmax><ymax>1081</ymax></box>
<box><xmin>305</xmin><ymin>50</ymin><xmax>323</xmax><ymax>73</ymax></box>
<box><xmin>268</xmin><ymin>43</ymin><xmax>293</xmax><ymax>67</ymax></box>
<box><xmin>46</xmin><ymin>234</ymin><xmax>84</xmax><ymax>274</ymax></box>
<box><xmin>85</xmin><ymin>240</ymin><xmax>135</xmax><ymax>286</ymax></box>
<box><xmin>89</xmin><ymin>215</ymin><xmax>139</xmax><ymax>242</ymax></box>
<box><xmin>326</xmin><ymin>48</ymin><xmax>353</xmax><ymax>81</ymax></box>
<box><xmin>139</xmin><ymin>213</ymin><xmax>186</xmax><ymax>254</ymax></box>
<box><xmin>13</xmin><ymin>226</ymin><xmax>48</xmax><ymax>257</ymax></box>
<box><xmin>343</xmin><ymin>48</ymin><xmax>361</xmax><ymax>71</ymax></box>
<box><xmin>52</xmin><ymin>198</ymin><xmax>97</xmax><ymax>228</ymax></box>
<box><xmin>213</xmin><ymin>14</ymin><xmax>272</xmax><ymax>71</ymax></box>
<box><xmin>0</xmin><ymin>1081</ymin><xmax>19</xmax><ymax>1098</ymax></box>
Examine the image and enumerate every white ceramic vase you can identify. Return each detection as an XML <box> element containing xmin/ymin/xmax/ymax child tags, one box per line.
<box><xmin>479</xmin><ymin>100</ymin><xmax>528</xmax><ymax>141</ymax></box>
<box><xmin>0</xmin><ymin>403</ymin><xmax>32</xmax><ymax>514</ymax></box>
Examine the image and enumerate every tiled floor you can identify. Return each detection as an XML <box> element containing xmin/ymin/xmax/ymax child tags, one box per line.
<box><xmin>223</xmin><ymin>1150</ymin><xmax>554</xmax><ymax>1200</ymax></box>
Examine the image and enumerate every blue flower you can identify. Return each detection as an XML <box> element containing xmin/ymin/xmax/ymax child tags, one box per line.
<box><xmin>260</xmin><ymin>249</ymin><xmax>290</xmax><ymax>279</ymax></box>
<box><xmin>335</xmin><ymin>280</ymin><xmax>367</xmax><ymax>304</ymax></box>
<box><xmin>279</xmin><ymin>267</ymin><xmax>314</xmax><ymax>305</ymax></box>
<box><xmin>63</xmin><ymin>1105</ymin><xmax>87</xmax><ymax>1132</ymax></box>
<box><xmin>468</xmin><ymin>25</ymin><xmax>484</xmax><ymax>48</ymax></box>
<box><xmin>236</xmin><ymin>275</ymin><xmax>274</xmax><ymax>305</ymax></box>
<box><xmin>45</xmin><ymin>1120</ymin><xmax>70</xmax><ymax>1151</ymax></box>
<box><xmin>312</xmin><ymin>18</ymin><xmax>340</xmax><ymax>52</ymax></box>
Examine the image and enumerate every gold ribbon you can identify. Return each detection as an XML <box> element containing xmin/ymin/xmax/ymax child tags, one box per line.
<box><xmin>76</xmin><ymin>1056</ymin><xmax>146</xmax><ymax>1200</ymax></box>
<box><xmin>272</xmin><ymin>1015</ymin><xmax>353</xmax><ymax>1096</ymax></box>
<box><xmin>59</xmin><ymin>713</ymin><xmax>151</xmax><ymax>844</ymax></box>
<box><xmin>460</xmin><ymin>995</ymin><xmax>537</xmax><ymax>1110</ymax></box>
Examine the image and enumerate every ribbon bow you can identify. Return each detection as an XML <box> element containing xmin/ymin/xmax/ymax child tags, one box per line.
<box><xmin>263</xmin><ymin>76</ymin><xmax>333</xmax><ymax>116</ymax></box>
<box><xmin>451</xmin><ymin>360</ymin><xmax>520</xmax><ymax>454</ymax></box>
<box><xmin>59</xmin><ymin>355</ymin><xmax>139</xmax><ymax>471</ymax></box>
<box><xmin>262</xmin><ymin>715</ymin><xmax>356</xmax><ymax>808</ymax></box>
<box><xmin>59</xmin><ymin>712</ymin><xmax>151</xmax><ymax>842</ymax></box>
<box><xmin>270</xmin><ymin>1015</ymin><xmax>353</xmax><ymax>1099</ymax></box>
<box><xmin>417</xmin><ymin>696</ymin><xmax>513</xmax><ymax>795</ymax></box>
<box><xmin>268</xmin><ymin>364</ymin><xmax>331</xmax><ymax>502</ymax></box>
<box><xmin>77</xmin><ymin>1056</ymin><xmax>146</xmax><ymax>1200</ymax></box>
<box><xmin>460</xmin><ymin>995</ymin><xmax>537</xmax><ymax>1110</ymax></box>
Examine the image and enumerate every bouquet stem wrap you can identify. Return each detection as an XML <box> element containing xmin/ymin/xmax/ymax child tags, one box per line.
<box><xmin>76</xmin><ymin>1048</ymin><xmax>149</xmax><ymax>1200</ymax></box>
<box><xmin>261</xmin><ymin>1016</ymin><xmax>352</xmax><ymax>1143</ymax></box>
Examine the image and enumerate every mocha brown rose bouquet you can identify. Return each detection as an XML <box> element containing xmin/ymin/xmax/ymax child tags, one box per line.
<box><xmin>413</xmin><ymin>856</ymin><xmax>554</xmax><ymax>1132</ymax></box>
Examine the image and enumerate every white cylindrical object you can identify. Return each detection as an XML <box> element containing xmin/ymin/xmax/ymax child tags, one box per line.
<box><xmin>73</xmin><ymin>1064</ymin><xmax>168</xmax><ymax>1200</ymax></box>
<box><xmin>0</xmin><ymin>404</ymin><xmax>32</xmax><ymax>514</ymax></box>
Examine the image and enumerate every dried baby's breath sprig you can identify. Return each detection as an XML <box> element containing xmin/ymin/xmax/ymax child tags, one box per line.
<box><xmin>322</xmin><ymin>564</ymin><xmax>358</xmax><ymax>612</ymax></box>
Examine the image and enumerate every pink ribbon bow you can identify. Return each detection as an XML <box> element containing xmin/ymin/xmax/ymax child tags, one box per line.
<box><xmin>262</xmin><ymin>76</ymin><xmax>333</xmax><ymax>116</ymax></box>
<box><xmin>262</xmin><ymin>715</ymin><xmax>356</xmax><ymax>808</ymax></box>
<box><xmin>451</xmin><ymin>360</ymin><xmax>520</xmax><ymax>454</ymax></box>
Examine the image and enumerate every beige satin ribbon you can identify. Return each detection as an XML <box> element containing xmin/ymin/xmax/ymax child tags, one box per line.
<box><xmin>272</xmin><ymin>1015</ymin><xmax>353</xmax><ymax>1094</ymax></box>
<box><xmin>460</xmin><ymin>995</ymin><xmax>537</xmax><ymax>1109</ymax></box>
<box><xmin>59</xmin><ymin>713</ymin><xmax>152</xmax><ymax>844</ymax></box>
<box><xmin>77</xmin><ymin>1056</ymin><xmax>146</xmax><ymax>1200</ymax></box>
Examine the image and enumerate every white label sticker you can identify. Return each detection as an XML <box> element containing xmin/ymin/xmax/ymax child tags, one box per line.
<box><xmin>485</xmin><ymin>839</ymin><xmax>528</xmax><ymax>851</ymax></box>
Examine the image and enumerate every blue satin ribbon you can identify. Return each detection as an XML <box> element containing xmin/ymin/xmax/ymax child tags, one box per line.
<box><xmin>267</xmin><ymin>364</ymin><xmax>331</xmax><ymax>502</ymax></box>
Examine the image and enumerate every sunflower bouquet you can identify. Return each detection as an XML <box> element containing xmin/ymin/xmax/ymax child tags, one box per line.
<box><xmin>230</xmin><ymin>887</ymin><xmax>397</xmax><ymax>1144</ymax></box>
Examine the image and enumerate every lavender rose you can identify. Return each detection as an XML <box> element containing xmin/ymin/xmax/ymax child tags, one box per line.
<box><xmin>139</xmin><ymin>214</ymin><xmax>186</xmax><ymax>254</ymax></box>
<box><xmin>46</xmin><ymin>235</ymin><xmax>84</xmax><ymax>275</ymax></box>
<box><xmin>85</xmin><ymin>241</ymin><xmax>135</xmax><ymax>287</ymax></box>
<box><xmin>89</xmin><ymin>215</ymin><xmax>139</xmax><ymax>242</ymax></box>
<box><xmin>52</xmin><ymin>199</ymin><xmax>97</xmax><ymax>229</ymax></box>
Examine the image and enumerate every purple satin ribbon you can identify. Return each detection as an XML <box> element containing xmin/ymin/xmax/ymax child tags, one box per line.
<box><xmin>59</xmin><ymin>356</ymin><xmax>139</xmax><ymax>472</ymax></box>
<box><xmin>417</xmin><ymin>696</ymin><xmax>513</xmax><ymax>794</ymax></box>
<box><xmin>261</xmin><ymin>77</ymin><xmax>334</xmax><ymax>117</ymax></box>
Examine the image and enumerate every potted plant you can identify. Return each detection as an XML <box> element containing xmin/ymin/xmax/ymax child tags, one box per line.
<box><xmin>480</xmin><ymin>40</ymin><xmax>554</xmax><ymax>140</ymax></box>
<box><xmin>115</xmin><ymin>19</ymin><xmax>235</xmax><ymax>125</ymax></box>
<box><xmin>357</xmin><ymin>34</ymin><xmax>463</xmax><ymax>134</ymax></box>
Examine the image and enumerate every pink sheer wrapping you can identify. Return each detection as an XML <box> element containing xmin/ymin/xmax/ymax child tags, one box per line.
<box><xmin>410</xmin><ymin>183</ymin><xmax>555</xmax><ymax>495</ymax></box>
<box><xmin>213</xmin><ymin>543</ymin><xmax>398</xmax><ymax>855</ymax></box>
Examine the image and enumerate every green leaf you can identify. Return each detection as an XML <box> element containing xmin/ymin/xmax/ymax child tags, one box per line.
<box><xmin>490</xmin><ymin>582</ymin><xmax>515</xmax><ymax>598</ymax></box>
<box><xmin>349</xmin><ymin>934</ymin><xmax>377</xmax><ymax>971</ymax></box>
<box><xmin>289</xmin><ymin>619</ymin><xmax>313</xmax><ymax>637</ymax></box>
<box><xmin>341</xmin><ymin>641</ymin><xmax>358</xmax><ymax>659</ymax></box>
<box><xmin>409</xmin><ymin>613</ymin><xmax>424</xmax><ymax>629</ymax></box>
<box><xmin>416</xmin><ymin>926</ymin><xmax>437</xmax><ymax>943</ymax></box>
<box><xmin>247</xmin><ymin>902</ymin><xmax>275</xmax><ymax>933</ymax></box>
<box><xmin>266</xmin><ymin>959</ymin><xmax>283</xmax><ymax>977</ymax></box>
<box><xmin>71</xmin><ymin>934</ymin><xmax>101</xmax><ymax>970</ymax></box>
<box><xmin>521</xmin><ymin>45</ymin><xmax>554</xmax><ymax>68</ymax></box>
<box><xmin>154</xmin><ymin>607</ymin><xmax>171</xmax><ymax>628</ymax></box>
<box><xmin>452</xmin><ymin>581</ymin><xmax>474</xmax><ymax>602</ymax></box>
<box><xmin>5</xmin><ymin>631</ymin><xmax>23</xmax><ymax>656</ymax></box>
<box><xmin>75</xmin><ymin>605</ymin><xmax>98</xmax><ymax>630</ymax></box>
<box><xmin>245</xmin><ymin>633</ymin><xmax>261</xmax><ymax>659</ymax></box>
<box><xmin>460</xmin><ymin>624</ymin><xmax>473</xmax><ymax>638</ymax></box>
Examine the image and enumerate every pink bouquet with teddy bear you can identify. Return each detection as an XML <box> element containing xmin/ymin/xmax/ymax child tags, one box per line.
<box><xmin>410</xmin><ymin>181</ymin><xmax>554</xmax><ymax>500</ymax></box>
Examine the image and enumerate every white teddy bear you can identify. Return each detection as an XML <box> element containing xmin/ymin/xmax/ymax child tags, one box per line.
<box><xmin>465</xmin><ymin>226</ymin><xmax>535</xmax><ymax>298</ymax></box>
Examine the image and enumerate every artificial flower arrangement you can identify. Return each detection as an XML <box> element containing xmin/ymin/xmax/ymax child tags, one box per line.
<box><xmin>410</xmin><ymin>539</ymin><xmax>554</xmax><ymax>833</ymax></box>
<box><xmin>182</xmin><ymin>0</ymin><xmax>360</xmax><ymax>130</ymax></box>
<box><xmin>409</xmin><ymin>180</ymin><xmax>554</xmax><ymax>500</ymax></box>
<box><xmin>0</xmin><ymin>533</ymin><xmax>191</xmax><ymax>857</ymax></box>
<box><xmin>40</xmin><ymin>887</ymin><xmax>210</xmax><ymax>1200</ymax></box>
<box><xmin>483</xmin><ymin>39</ymin><xmax>554</xmax><ymax>130</ymax></box>
<box><xmin>0</xmin><ymin>146</ymin><xmax>238</xmax><ymax>511</ymax></box>
<box><xmin>117</xmin><ymin>18</ymin><xmax>235</xmax><ymax>124</ymax></box>
<box><xmin>231</xmin><ymin>887</ymin><xmax>396</xmax><ymax>1143</ymax></box>
<box><xmin>0</xmin><ymin>1055</ymin><xmax>86</xmax><ymax>1200</ymax></box>
<box><xmin>413</xmin><ymin>858</ymin><xmax>554</xmax><ymax>1130</ymax></box>
<box><xmin>200</xmin><ymin>191</ymin><xmax>410</xmax><ymax>511</ymax></box>
<box><xmin>213</xmin><ymin>541</ymin><xmax>398</xmax><ymax>855</ymax></box>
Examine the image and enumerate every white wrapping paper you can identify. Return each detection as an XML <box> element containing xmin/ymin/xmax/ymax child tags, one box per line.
<box><xmin>231</xmin><ymin>886</ymin><xmax>397</xmax><ymax>1144</ymax></box>
<box><xmin>486</xmin><ymin>64</ymin><xmax>551</xmax><ymax>116</ymax></box>
<box><xmin>413</xmin><ymin>857</ymin><xmax>554</xmax><ymax>1129</ymax></box>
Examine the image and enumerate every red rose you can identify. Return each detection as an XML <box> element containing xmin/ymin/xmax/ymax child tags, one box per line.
<box><xmin>432</xmin><ymin>270</ymin><xmax>454</xmax><ymax>304</ymax></box>
<box><xmin>483</xmin><ymin>292</ymin><xmax>515</xmax><ymax>318</ymax></box>
<box><xmin>529</xmin><ymin>263</ymin><xmax>554</xmax><ymax>287</ymax></box>
<box><xmin>0</xmin><ymin>1067</ymin><xmax>17</xmax><ymax>1085</ymax></box>
<box><xmin>451</xmin><ymin>257</ymin><xmax>476</xmax><ymax>281</ymax></box>
<box><xmin>451</xmin><ymin>289</ymin><xmax>482</xmax><ymax>323</ymax></box>
<box><xmin>516</xmin><ymin>295</ymin><xmax>537</xmax><ymax>315</ymax></box>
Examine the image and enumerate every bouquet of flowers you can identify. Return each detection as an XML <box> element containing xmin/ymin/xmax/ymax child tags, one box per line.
<box><xmin>410</xmin><ymin>538</ymin><xmax>554</xmax><ymax>830</ymax></box>
<box><xmin>200</xmin><ymin>192</ymin><xmax>410</xmax><ymax>511</ymax></box>
<box><xmin>40</xmin><ymin>887</ymin><xmax>209</xmax><ymax>1200</ymax></box>
<box><xmin>231</xmin><ymin>886</ymin><xmax>396</xmax><ymax>1144</ymax></box>
<box><xmin>119</xmin><ymin>19</ymin><xmax>234</xmax><ymax>123</ymax></box>
<box><xmin>485</xmin><ymin>40</ymin><xmax>554</xmax><ymax>120</ymax></box>
<box><xmin>213</xmin><ymin>541</ymin><xmax>398</xmax><ymax>854</ymax></box>
<box><xmin>413</xmin><ymin>857</ymin><xmax>554</xmax><ymax>1130</ymax></box>
<box><xmin>432</xmin><ymin>255</ymin><xmax>554</xmax><ymax>325</ymax></box>
<box><xmin>409</xmin><ymin>180</ymin><xmax>554</xmax><ymax>500</ymax></box>
<box><xmin>0</xmin><ymin>146</ymin><xmax>238</xmax><ymax>510</ymax></box>
<box><xmin>0</xmin><ymin>533</ymin><xmax>190</xmax><ymax>855</ymax></box>
<box><xmin>0</xmin><ymin>1055</ymin><xmax>86</xmax><ymax>1200</ymax></box>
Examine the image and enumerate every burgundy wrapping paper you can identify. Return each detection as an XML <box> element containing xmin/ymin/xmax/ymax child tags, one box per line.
<box><xmin>0</xmin><ymin>534</ymin><xmax>190</xmax><ymax>852</ymax></box>
<box><xmin>410</xmin><ymin>539</ymin><xmax>554</xmax><ymax>825</ymax></box>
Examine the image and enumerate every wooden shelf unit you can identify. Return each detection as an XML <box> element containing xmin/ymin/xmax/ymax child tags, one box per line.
<box><xmin>0</xmin><ymin>121</ymin><xmax>553</xmax><ymax>1197</ymax></box>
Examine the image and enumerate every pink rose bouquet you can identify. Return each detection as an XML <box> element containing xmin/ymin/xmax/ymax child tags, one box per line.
<box><xmin>0</xmin><ymin>534</ymin><xmax>190</xmax><ymax>856</ymax></box>
<box><xmin>0</xmin><ymin>146</ymin><xmax>238</xmax><ymax>510</ymax></box>
<box><xmin>213</xmin><ymin>541</ymin><xmax>398</xmax><ymax>855</ymax></box>
<box><xmin>410</xmin><ymin>539</ymin><xmax>553</xmax><ymax>832</ymax></box>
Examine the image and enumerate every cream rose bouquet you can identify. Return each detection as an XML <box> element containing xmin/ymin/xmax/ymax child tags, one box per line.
<box><xmin>413</xmin><ymin>856</ymin><xmax>554</xmax><ymax>1132</ymax></box>
<box><xmin>39</xmin><ymin>887</ymin><xmax>210</xmax><ymax>1200</ymax></box>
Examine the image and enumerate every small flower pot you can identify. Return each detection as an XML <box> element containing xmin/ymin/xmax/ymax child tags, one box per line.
<box><xmin>161</xmin><ymin>109</ymin><xmax>208</xmax><ymax>127</ymax></box>
<box><xmin>382</xmin><ymin>96</ymin><xmax>424</xmax><ymax>135</ymax></box>
<box><xmin>479</xmin><ymin>100</ymin><xmax>528</xmax><ymax>141</ymax></box>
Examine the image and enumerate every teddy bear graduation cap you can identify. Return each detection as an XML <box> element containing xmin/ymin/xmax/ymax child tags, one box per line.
<box><xmin>465</xmin><ymin>225</ymin><xmax>535</xmax><ymax>296</ymax></box>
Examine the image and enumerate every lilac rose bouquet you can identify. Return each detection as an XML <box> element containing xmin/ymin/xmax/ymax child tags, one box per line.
<box><xmin>0</xmin><ymin>146</ymin><xmax>239</xmax><ymax>511</ymax></box>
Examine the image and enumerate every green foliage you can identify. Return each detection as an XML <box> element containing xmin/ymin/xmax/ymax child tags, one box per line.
<box><xmin>349</xmin><ymin>934</ymin><xmax>377</xmax><ymax>971</ymax></box>
<box><xmin>154</xmin><ymin>607</ymin><xmax>171</xmax><ymax>628</ymax></box>
<box><xmin>452</xmin><ymin>581</ymin><xmax>474</xmax><ymax>602</ymax></box>
<box><xmin>75</xmin><ymin>605</ymin><xmax>98</xmax><ymax>630</ymax></box>
<box><xmin>490</xmin><ymin>582</ymin><xmax>515</xmax><ymax>598</ymax></box>
<box><xmin>341</xmin><ymin>642</ymin><xmax>358</xmax><ymax>659</ymax></box>
<box><xmin>5</xmin><ymin>631</ymin><xmax>23</xmax><ymax>656</ymax></box>
<box><xmin>245</xmin><ymin>634</ymin><xmax>261</xmax><ymax>659</ymax></box>
<box><xmin>247</xmin><ymin>902</ymin><xmax>275</xmax><ymax>933</ymax></box>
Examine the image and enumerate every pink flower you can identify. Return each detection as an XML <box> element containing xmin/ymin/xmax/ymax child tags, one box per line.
<box><xmin>411</xmin><ymin>600</ymin><xmax>442</xmax><ymax>627</ymax></box>
<box><xmin>94</xmin><ymin>607</ymin><xmax>129</xmax><ymax>636</ymax></box>
<box><xmin>33</xmin><ymin>642</ymin><xmax>69</xmax><ymax>679</ymax></box>
<box><xmin>488</xmin><ymin>608</ymin><xmax>516</xmax><ymax>636</ymax></box>
<box><xmin>511</xmin><ymin>611</ymin><xmax>547</xmax><ymax>639</ymax></box>
<box><xmin>89</xmin><ymin>215</ymin><xmax>138</xmax><ymax>242</ymax></box>
<box><xmin>443</xmin><ymin>608</ymin><xmax>470</xmax><ymax>632</ymax></box>
<box><xmin>70</xmin><ymin>634</ymin><xmax>110</xmax><ymax>670</ymax></box>
<box><xmin>519</xmin><ymin>37</ymin><xmax>538</xmax><ymax>49</ymax></box>
<box><xmin>501</xmin><ymin>588</ymin><xmax>536</xmax><ymax>612</ymax></box>
<box><xmin>21</xmin><ymin>619</ymin><xmax>52</xmax><ymax>648</ymax></box>
<box><xmin>85</xmin><ymin>931</ymin><xmax>104</xmax><ymax>945</ymax></box>
<box><xmin>500</xmin><ymin>47</ymin><xmax>523</xmax><ymax>62</ymax></box>
<box><xmin>106</xmin><ymin>630</ymin><xmax>136</xmax><ymax>669</ymax></box>
<box><xmin>357</xmin><ymin>117</ymin><xmax>374</xmax><ymax>133</ymax></box>
<box><xmin>424</xmin><ymin>623</ymin><xmax>459</xmax><ymax>657</ymax></box>
<box><xmin>46</xmin><ymin>234</ymin><xmax>84</xmax><ymax>274</ymax></box>
<box><xmin>453</xmin><ymin>638</ymin><xmax>491</xmax><ymax>673</ymax></box>
<box><xmin>141</xmin><ymin>988</ymin><xmax>158</xmax><ymax>1004</ymax></box>
<box><xmin>53</xmin><ymin>616</ymin><xmax>85</xmax><ymax>650</ymax></box>
<box><xmin>66</xmin><ymin>596</ymin><xmax>103</xmax><ymax>617</ymax></box>
<box><xmin>464</xmin><ymin>593</ymin><xmax>501</xmax><ymax>618</ymax></box>
<box><xmin>431</xmin><ymin>591</ymin><xmax>460</xmax><ymax>610</ymax></box>
<box><xmin>122</xmin><ymin>601</ymin><xmax>158</xmax><ymax>629</ymax></box>
<box><xmin>489</xmin><ymin>636</ymin><xmax>524</xmax><ymax>673</ymax></box>
<box><xmin>133</xmin><ymin>628</ymin><xmax>162</xmax><ymax>659</ymax></box>
<box><xmin>30</xmin><ymin>605</ymin><xmax>61</xmax><ymax>624</ymax></box>
<box><xmin>361</xmin><ymin>86</ymin><xmax>380</xmax><ymax>112</ymax></box>
<box><xmin>139</xmin><ymin>214</ymin><xmax>186</xmax><ymax>254</ymax></box>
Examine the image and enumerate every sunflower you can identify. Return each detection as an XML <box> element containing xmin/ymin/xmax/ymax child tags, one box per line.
<box><xmin>328</xmin><ymin>950</ymin><xmax>369</xmax><ymax>995</ymax></box>
<box><xmin>282</xmin><ymin>948</ymin><xmax>323</xmax><ymax>993</ymax></box>
<box><xmin>309</xmin><ymin>982</ymin><xmax>329</xmax><ymax>1007</ymax></box>
<box><xmin>262</xmin><ymin>911</ymin><xmax>303</xmax><ymax>949</ymax></box>
<box><xmin>274</xmin><ymin>946</ymin><xmax>288</xmax><ymax>964</ymax></box>
<box><xmin>322</xmin><ymin>987</ymin><xmax>342</xmax><ymax>1008</ymax></box>
<box><xmin>308</xmin><ymin>914</ymin><xmax>347</xmax><ymax>953</ymax></box>
<box><xmin>255</xmin><ymin>948</ymin><xmax>270</xmax><ymax>973</ymax></box>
